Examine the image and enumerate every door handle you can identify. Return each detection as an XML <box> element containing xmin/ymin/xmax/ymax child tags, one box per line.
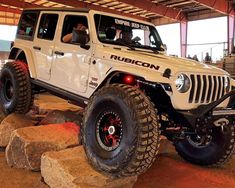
<box><xmin>33</xmin><ymin>46</ymin><xmax>41</xmax><ymax>50</ymax></box>
<box><xmin>54</xmin><ymin>51</ymin><xmax>64</xmax><ymax>56</ymax></box>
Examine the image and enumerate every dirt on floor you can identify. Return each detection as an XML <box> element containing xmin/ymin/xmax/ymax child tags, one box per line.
<box><xmin>0</xmin><ymin>149</ymin><xmax>48</xmax><ymax>188</ymax></box>
<box><xmin>0</xmin><ymin>140</ymin><xmax>234</xmax><ymax>188</ymax></box>
<box><xmin>134</xmin><ymin>140</ymin><xmax>235</xmax><ymax>188</ymax></box>
<box><xmin>0</xmin><ymin>94</ymin><xmax>234</xmax><ymax>188</ymax></box>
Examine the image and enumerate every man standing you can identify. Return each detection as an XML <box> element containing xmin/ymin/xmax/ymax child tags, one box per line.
<box><xmin>204</xmin><ymin>52</ymin><xmax>212</xmax><ymax>63</ymax></box>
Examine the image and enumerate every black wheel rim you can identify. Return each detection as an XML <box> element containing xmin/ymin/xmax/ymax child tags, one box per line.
<box><xmin>96</xmin><ymin>111</ymin><xmax>123</xmax><ymax>151</ymax></box>
<box><xmin>187</xmin><ymin>134</ymin><xmax>212</xmax><ymax>148</ymax></box>
<box><xmin>3</xmin><ymin>79</ymin><xmax>14</xmax><ymax>102</ymax></box>
<box><xmin>186</xmin><ymin>128</ymin><xmax>216</xmax><ymax>148</ymax></box>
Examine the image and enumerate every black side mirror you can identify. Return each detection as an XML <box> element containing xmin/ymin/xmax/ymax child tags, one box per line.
<box><xmin>133</xmin><ymin>36</ymin><xmax>141</xmax><ymax>42</ymax></box>
<box><xmin>72</xmin><ymin>30</ymin><xmax>89</xmax><ymax>45</ymax></box>
<box><xmin>161</xmin><ymin>44</ymin><xmax>167</xmax><ymax>51</ymax></box>
<box><xmin>80</xmin><ymin>44</ymin><xmax>90</xmax><ymax>50</ymax></box>
<box><xmin>71</xmin><ymin>30</ymin><xmax>90</xmax><ymax>50</ymax></box>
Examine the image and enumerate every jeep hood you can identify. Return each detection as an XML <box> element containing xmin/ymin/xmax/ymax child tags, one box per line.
<box><xmin>105</xmin><ymin>47</ymin><xmax>229</xmax><ymax>76</ymax></box>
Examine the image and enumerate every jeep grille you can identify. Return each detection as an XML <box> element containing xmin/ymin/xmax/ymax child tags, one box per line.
<box><xmin>189</xmin><ymin>75</ymin><xmax>227</xmax><ymax>104</ymax></box>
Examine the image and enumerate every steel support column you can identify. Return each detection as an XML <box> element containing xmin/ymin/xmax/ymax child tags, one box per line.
<box><xmin>228</xmin><ymin>9</ymin><xmax>235</xmax><ymax>54</ymax></box>
<box><xmin>180</xmin><ymin>21</ymin><xmax>188</xmax><ymax>58</ymax></box>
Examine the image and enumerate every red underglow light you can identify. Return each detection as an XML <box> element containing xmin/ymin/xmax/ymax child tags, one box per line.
<box><xmin>124</xmin><ymin>75</ymin><xmax>135</xmax><ymax>84</ymax></box>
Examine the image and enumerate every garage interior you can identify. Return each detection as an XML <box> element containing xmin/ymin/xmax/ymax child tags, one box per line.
<box><xmin>0</xmin><ymin>0</ymin><xmax>235</xmax><ymax>188</ymax></box>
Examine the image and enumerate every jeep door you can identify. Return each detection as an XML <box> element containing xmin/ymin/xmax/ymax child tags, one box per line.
<box><xmin>51</xmin><ymin>13</ymin><xmax>92</xmax><ymax>93</ymax></box>
<box><xmin>32</xmin><ymin>12</ymin><xmax>59</xmax><ymax>81</ymax></box>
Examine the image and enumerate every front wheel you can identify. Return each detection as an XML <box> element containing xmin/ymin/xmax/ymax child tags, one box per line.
<box><xmin>82</xmin><ymin>84</ymin><xmax>160</xmax><ymax>177</ymax></box>
<box><xmin>175</xmin><ymin>122</ymin><xmax>235</xmax><ymax>166</ymax></box>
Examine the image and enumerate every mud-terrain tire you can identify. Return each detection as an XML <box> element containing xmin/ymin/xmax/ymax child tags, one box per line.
<box><xmin>175</xmin><ymin>122</ymin><xmax>235</xmax><ymax>166</ymax></box>
<box><xmin>82</xmin><ymin>84</ymin><xmax>160</xmax><ymax>177</ymax></box>
<box><xmin>0</xmin><ymin>61</ymin><xmax>33</xmax><ymax>114</ymax></box>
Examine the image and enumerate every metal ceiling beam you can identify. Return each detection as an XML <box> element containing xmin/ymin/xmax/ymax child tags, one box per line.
<box><xmin>193</xmin><ymin>0</ymin><xmax>232</xmax><ymax>15</ymax></box>
<box><xmin>117</xmin><ymin>0</ymin><xmax>187</xmax><ymax>22</ymax></box>
<box><xmin>0</xmin><ymin>15</ymin><xmax>19</xmax><ymax>24</ymax></box>
<box><xmin>0</xmin><ymin>0</ymin><xmax>40</xmax><ymax>9</ymax></box>
<box><xmin>0</xmin><ymin>6</ymin><xmax>21</xmax><ymax>14</ymax></box>
<box><xmin>0</xmin><ymin>22</ymin><xmax>18</xmax><ymax>26</ymax></box>
<box><xmin>48</xmin><ymin>0</ymin><xmax>149</xmax><ymax>21</ymax></box>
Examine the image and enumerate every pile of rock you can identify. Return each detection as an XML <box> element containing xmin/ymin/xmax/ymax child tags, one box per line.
<box><xmin>0</xmin><ymin>94</ymin><xmax>137</xmax><ymax>188</ymax></box>
<box><xmin>6</xmin><ymin>122</ymin><xmax>80</xmax><ymax>171</ymax></box>
<box><xmin>41</xmin><ymin>147</ymin><xmax>137</xmax><ymax>188</ymax></box>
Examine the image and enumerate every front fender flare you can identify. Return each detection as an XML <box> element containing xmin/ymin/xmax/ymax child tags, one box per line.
<box><xmin>10</xmin><ymin>45</ymin><xmax>37</xmax><ymax>78</ymax></box>
<box><xmin>107</xmin><ymin>65</ymin><xmax>172</xmax><ymax>84</ymax></box>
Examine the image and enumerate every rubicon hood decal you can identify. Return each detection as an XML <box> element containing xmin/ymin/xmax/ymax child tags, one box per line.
<box><xmin>110</xmin><ymin>55</ymin><xmax>160</xmax><ymax>71</ymax></box>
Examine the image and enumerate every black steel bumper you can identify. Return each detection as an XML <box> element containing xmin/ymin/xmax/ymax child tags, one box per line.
<box><xmin>179</xmin><ymin>90</ymin><xmax>235</xmax><ymax>127</ymax></box>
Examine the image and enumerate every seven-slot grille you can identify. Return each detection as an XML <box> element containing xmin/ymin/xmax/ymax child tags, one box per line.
<box><xmin>189</xmin><ymin>74</ymin><xmax>227</xmax><ymax>104</ymax></box>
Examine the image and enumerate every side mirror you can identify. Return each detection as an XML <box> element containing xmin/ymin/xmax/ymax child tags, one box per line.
<box><xmin>161</xmin><ymin>44</ymin><xmax>167</xmax><ymax>51</ymax></box>
<box><xmin>71</xmin><ymin>30</ymin><xmax>90</xmax><ymax>50</ymax></box>
<box><xmin>72</xmin><ymin>30</ymin><xmax>89</xmax><ymax>45</ymax></box>
<box><xmin>133</xmin><ymin>36</ymin><xmax>141</xmax><ymax>42</ymax></box>
<box><xmin>80</xmin><ymin>44</ymin><xmax>90</xmax><ymax>50</ymax></box>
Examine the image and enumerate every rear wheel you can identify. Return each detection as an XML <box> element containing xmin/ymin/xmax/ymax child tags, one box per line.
<box><xmin>175</xmin><ymin>122</ymin><xmax>235</xmax><ymax>166</ymax></box>
<box><xmin>82</xmin><ymin>84</ymin><xmax>160</xmax><ymax>177</ymax></box>
<box><xmin>0</xmin><ymin>61</ymin><xmax>33</xmax><ymax>114</ymax></box>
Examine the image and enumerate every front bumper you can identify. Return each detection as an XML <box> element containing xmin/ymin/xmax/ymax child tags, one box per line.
<box><xmin>179</xmin><ymin>90</ymin><xmax>235</xmax><ymax>127</ymax></box>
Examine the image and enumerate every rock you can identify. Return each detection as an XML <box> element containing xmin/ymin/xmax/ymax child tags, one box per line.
<box><xmin>34</xmin><ymin>94</ymin><xmax>81</xmax><ymax>115</ymax></box>
<box><xmin>0</xmin><ymin>107</ymin><xmax>6</xmax><ymax>124</ymax></box>
<box><xmin>41</xmin><ymin>147</ymin><xmax>137</xmax><ymax>188</ymax></box>
<box><xmin>159</xmin><ymin>136</ymin><xmax>174</xmax><ymax>154</ymax></box>
<box><xmin>26</xmin><ymin>94</ymin><xmax>83</xmax><ymax>123</ymax></box>
<box><xmin>39</xmin><ymin>110</ymin><xmax>83</xmax><ymax>126</ymax></box>
<box><xmin>6</xmin><ymin>123</ymin><xmax>80</xmax><ymax>171</ymax></box>
<box><xmin>0</xmin><ymin>113</ymin><xmax>34</xmax><ymax>147</ymax></box>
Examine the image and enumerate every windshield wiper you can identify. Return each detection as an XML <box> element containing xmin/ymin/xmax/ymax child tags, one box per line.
<box><xmin>150</xmin><ymin>48</ymin><xmax>160</xmax><ymax>54</ymax></box>
<box><xmin>117</xmin><ymin>40</ymin><xmax>135</xmax><ymax>50</ymax></box>
<box><xmin>139</xmin><ymin>46</ymin><xmax>160</xmax><ymax>54</ymax></box>
<box><xmin>115</xmin><ymin>40</ymin><xmax>161</xmax><ymax>54</ymax></box>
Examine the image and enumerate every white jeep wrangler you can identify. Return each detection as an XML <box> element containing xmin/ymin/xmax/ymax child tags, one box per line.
<box><xmin>1</xmin><ymin>8</ymin><xmax>235</xmax><ymax>177</ymax></box>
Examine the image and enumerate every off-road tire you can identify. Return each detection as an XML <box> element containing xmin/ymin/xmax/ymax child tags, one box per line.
<box><xmin>82</xmin><ymin>84</ymin><xmax>160</xmax><ymax>177</ymax></box>
<box><xmin>175</xmin><ymin>122</ymin><xmax>235</xmax><ymax>166</ymax></box>
<box><xmin>0</xmin><ymin>61</ymin><xmax>33</xmax><ymax>114</ymax></box>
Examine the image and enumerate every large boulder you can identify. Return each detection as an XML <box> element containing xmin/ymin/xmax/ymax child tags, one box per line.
<box><xmin>33</xmin><ymin>94</ymin><xmax>81</xmax><ymax>115</ymax></box>
<box><xmin>41</xmin><ymin>146</ymin><xmax>137</xmax><ymax>188</ymax></box>
<box><xmin>0</xmin><ymin>113</ymin><xmax>34</xmax><ymax>147</ymax></box>
<box><xmin>26</xmin><ymin>94</ymin><xmax>83</xmax><ymax>122</ymax></box>
<box><xmin>6</xmin><ymin>123</ymin><xmax>80</xmax><ymax>171</ymax></box>
<box><xmin>39</xmin><ymin>110</ymin><xmax>83</xmax><ymax>126</ymax></box>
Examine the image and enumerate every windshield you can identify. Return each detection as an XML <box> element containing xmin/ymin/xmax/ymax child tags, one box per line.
<box><xmin>94</xmin><ymin>14</ymin><xmax>164</xmax><ymax>51</ymax></box>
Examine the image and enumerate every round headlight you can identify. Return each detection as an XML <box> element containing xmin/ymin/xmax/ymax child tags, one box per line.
<box><xmin>175</xmin><ymin>73</ymin><xmax>190</xmax><ymax>93</ymax></box>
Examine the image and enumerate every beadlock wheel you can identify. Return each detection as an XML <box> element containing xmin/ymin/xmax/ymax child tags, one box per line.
<box><xmin>96</xmin><ymin>111</ymin><xmax>123</xmax><ymax>151</ymax></box>
<box><xmin>82</xmin><ymin>84</ymin><xmax>160</xmax><ymax>177</ymax></box>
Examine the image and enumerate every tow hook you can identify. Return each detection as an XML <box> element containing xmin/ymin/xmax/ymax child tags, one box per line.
<box><xmin>213</xmin><ymin>118</ymin><xmax>229</xmax><ymax>127</ymax></box>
